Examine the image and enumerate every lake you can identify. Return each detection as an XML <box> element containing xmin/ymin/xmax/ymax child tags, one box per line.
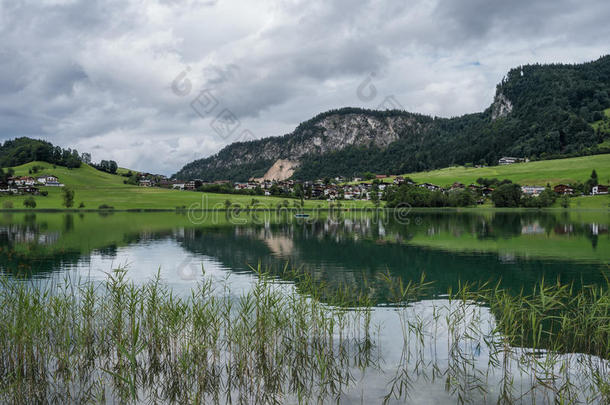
<box><xmin>1</xmin><ymin>209</ymin><xmax>609</xmax><ymax>403</ymax></box>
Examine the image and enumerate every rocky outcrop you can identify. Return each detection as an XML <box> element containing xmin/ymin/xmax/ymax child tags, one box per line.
<box><xmin>253</xmin><ymin>159</ymin><xmax>298</xmax><ymax>181</ymax></box>
<box><xmin>491</xmin><ymin>93</ymin><xmax>513</xmax><ymax>120</ymax></box>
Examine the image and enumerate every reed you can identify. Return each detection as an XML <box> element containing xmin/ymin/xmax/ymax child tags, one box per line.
<box><xmin>0</xmin><ymin>267</ymin><xmax>608</xmax><ymax>404</ymax></box>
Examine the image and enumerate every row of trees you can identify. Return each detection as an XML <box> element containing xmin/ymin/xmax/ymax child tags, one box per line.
<box><xmin>92</xmin><ymin>160</ymin><xmax>118</xmax><ymax>174</ymax></box>
<box><xmin>490</xmin><ymin>183</ymin><xmax>557</xmax><ymax>208</ymax></box>
<box><xmin>384</xmin><ymin>184</ymin><xmax>477</xmax><ymax>208</ymax></box>
<box><xmin>0</xmin><ymin>138</ymin><xmax>82</xmax><ymax>168</ymax></box>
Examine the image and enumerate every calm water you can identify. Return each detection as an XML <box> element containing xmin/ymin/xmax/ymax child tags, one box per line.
<box><xmin>1</xmin><ymin>210</ymin><xmax>609</xmax><ymax>403</ymax></box>
<box><xmin>1</xmin><ymin>210</ymin><xmax>608</xmax><ymax>297</ymax></box>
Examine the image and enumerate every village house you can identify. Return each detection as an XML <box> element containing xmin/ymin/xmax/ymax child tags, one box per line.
<box><xmin>16</xmin><ymin>176</ymin><xmax>36</xmax><ymax>186</ymax></box>
<box><xmin>592</xmin><ymin>185</ymin><xmax>608</xmax><ymax>195</ymax></box>
<box><xmin>139</xmin><ymin>179</ymin><xmax>152</xmax><ymax>187</ymax></box>
<box><xmin>498</xmin><ymin>157</ymin><xmax>528</xmax><ymax>165</ymax></box>
<box><xmin>521</xmin><ymin>185</ymin><xmax>546</xmax><ymax>196</ymax></box>
<box><xmin>553</xmin><ymin>184</ymin><xmax>574</xmax><ymax>195</ymax></box>
<box><xmin>37</xmin><ymin>175</ymin><xmax>59</xmax><ymax>185</ymax></box>
<box><xmin>420</xmin><ymin>183</ymin><xmax>441</xmax><ymax>191</ymax></box>
<box><xmin>450</xmin><ymin>182</ymin><xmax>465</xmax><ymax>190</ymax></box>
<box><xmin>393</xmin><ymin>176</ymin><xmax>408</xmax><ymax>185</ymax></box>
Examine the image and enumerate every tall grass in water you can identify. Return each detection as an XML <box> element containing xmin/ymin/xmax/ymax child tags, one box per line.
<box><xmin>0</xmin><ymin>267</ymin><xmax>608</xmax><ymax>404</ymax></box>
<box><xmin>0</xmin><ymin>267</ymin><xmax>375</xmax><ymax>404</ymax></box>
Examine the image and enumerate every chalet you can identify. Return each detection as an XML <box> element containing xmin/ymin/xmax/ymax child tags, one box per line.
<box><xmin>375</xmin><ymin>174</ymin><xmax>388</xmax><ymax>179</ymax></box>
<box><xmin>37</xmin><ymin>175</ymin><xmax>59</xmax><ymax>184</ymax></box>
<box><xmin>521</xmin><ymin>185</ymin><xmax>546</xmax><ymax>196</ymax></box>
<box><xmin>139</xmin><ymin>179</ymin><xmax>152</xmax><ymax>187</ymax></box>
<box><xmin>172</xmin><ymin>183</ymin><xmax>185</xmax><ymax>190</ymax></box>
<box><xmin>498</xmin><ymin>157</ymin><xmax>527</xmax><ymax>165</ymax></box>
<box><xmin>353</xmin><ymin>177</ymin><xmax>362</xmax><ymax>182</ymax></box>
<box><xmin>592</xmin><ymin>185</ymin><xmax>608</xmax><ymax>195</ymax></box>
<box><xmin>16</xmin><ymin>176</ymin><xmax>36</xmax><ymax>186</ymax></box>
<box><xmin>420</xmin><ymin>183</ymin><xmax>440</xmax><ymax>191</ymax></box>
<box><xmin>553</xmin><ymin>184</ymin><xmax>574</xmax><ymax>195</ymax></box>
<box><xmin>46</xmin><ymin>180</ymin><xmax>63</xmax><ymax>187</ymax></box>
<box><xmin>393</xmin><ymin>177</ymin><xmax>406</xmax><ymax>185</ymax></box>
<box><xmin>482</xmin><ymin>187</ymin><xmax>494</xmax><ymax>196</ymax></box>
<box><xmin>311</xmin><ymin>186</ymin><xmax>324</xmax><ymax>198</ymax></box>
<box><xmin>184</xmin><ymin>181</ymin><xmax>197</xmax><ymax>190</ymax></box>
<box><xmin>450</xmin><ymin>182</ymin><xmax>465</xmax><ymax>190</ymax></box>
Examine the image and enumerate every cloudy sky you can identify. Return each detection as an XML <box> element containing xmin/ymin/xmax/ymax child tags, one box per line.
<box><xmin>1</xmin><ymin>0</ymin><xmax>609</xmax><ymax>175</ymax></box>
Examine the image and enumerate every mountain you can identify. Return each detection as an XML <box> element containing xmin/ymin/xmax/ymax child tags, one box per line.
<box><xmin>175</xmin><ymin>55</ymin><xmax>609</xmax><ymax>181</ymax></box>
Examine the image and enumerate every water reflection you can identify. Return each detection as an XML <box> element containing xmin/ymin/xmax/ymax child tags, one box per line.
<box><xmin>0</xmin><ymin>211</ymin><xmax>607</xmax><ymax>302</ymax></box>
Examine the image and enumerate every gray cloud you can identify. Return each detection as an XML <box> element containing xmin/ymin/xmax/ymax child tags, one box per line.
<box><xmin>0</xmin><ymin>0</ymin><xmax>608</xmax><ymax>175</ymax></box>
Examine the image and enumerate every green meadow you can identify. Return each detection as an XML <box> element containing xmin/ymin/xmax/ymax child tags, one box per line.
<box><xmin>370</xmin><ymin>153</ymin><xmax>610</xmax><ymax>188</ymax></box>
<box><xmin>2</xmin><ymin>158</ymin><xmax>610</xmax><ymax>210</ymax></box>
<box><xmin>1</xmin><ymin>162</ymin><xmax>375</xmax><ymax>210</ymax></box>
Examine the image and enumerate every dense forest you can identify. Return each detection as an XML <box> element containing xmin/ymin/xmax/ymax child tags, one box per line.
<box><xmin>0</xmin><ymin>137</ymin><xmax>82</xmax><ymax>169</ymax></box>
<box><xmin>175</xmin><ymin>55</ymin><xmax>610</xmax><ymax>181</ymax></box>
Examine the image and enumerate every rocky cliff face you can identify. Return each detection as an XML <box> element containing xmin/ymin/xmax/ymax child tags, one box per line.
<box><xmin>491</xmin><ymin>93</ymin><xmax>513</xmax><ymax>120</ymax></box>
<box><xmin>176</xmin><ymin>108</ymin><xmax>431</xmax><ymax>180</ymax></box>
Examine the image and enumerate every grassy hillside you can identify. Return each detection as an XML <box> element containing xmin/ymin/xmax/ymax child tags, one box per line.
<box><xmin>1</xmin><ymin>162</ymin><xmax>374</xmax><ymax>210</ymax></box>
<box><xmin>368</xmin><ymin>154</ymin><xmax>610</xmax><ymax>188</ymax></box>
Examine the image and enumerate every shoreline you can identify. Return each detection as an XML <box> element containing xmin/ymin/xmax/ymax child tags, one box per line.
<box><xmin>0</xmin><ymin>206</ymin><xmax>608</xmax><ymax>213</ymax></box>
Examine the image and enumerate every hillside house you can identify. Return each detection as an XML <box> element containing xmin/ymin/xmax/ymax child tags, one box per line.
<box><xmin>554</xmin><ymin>184</ymin><xmax>574</xmax><ymax>195</ymax></box>
<box><xmin>592</xmin><ymin>185</ymin><xmax>608</xmax><ymax>195</ymax></box>
<box><xmin>521</xmin><ymin>185</ymin><xmax>546</xmax><ymax>196</ymax></box>
<box><xmin>498</xmin><ymin>157</ymin><xmax>527</xmax><ymax>165</ymax></box>
<box><xmin>420</xmin><ymin>183</ymin><xmax>441</xmax><ymax>191</ymax></box>
<box><xmin>450</xmin><ymin>182</ymin><xmax>465</xmax><ymax>190</ymax></box>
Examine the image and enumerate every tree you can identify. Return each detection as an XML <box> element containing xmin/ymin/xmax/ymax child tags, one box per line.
<box><xmin>537</xmin><ymin>187</ymin><xmax>557</xmax><ymax>207</ymax></box>
<box><xmin>370</xmin><ymin>183</ymin><xmax>380</xmax><ymax>207</ymax></box>
<box><xmin>491</xmin><ymin>183</ymin><xmax>522</xmax><ymax>207</ymax></box>
<box><xmin>81</xmin><ymin>152</ymin><xmax>92</xmax><ymax>164</ymax></box>
<box><xmin>591</xmin><ymin>170</ymin><xmax>599</xmax><ymax>186</ymax></box>
<box><xmin>62</xmin><ymin>187</ymin><xmax>75</xmax><ymax>208</ymax></box>
<box><xmin>294</xmin><ymin>183</ymin><xmax>305</xmax><ymax>206</ymax></box>
<box><xmin>23</xmin><ymin>196</ymin><xmax>36</xmax><ymax>208</ymax></box>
